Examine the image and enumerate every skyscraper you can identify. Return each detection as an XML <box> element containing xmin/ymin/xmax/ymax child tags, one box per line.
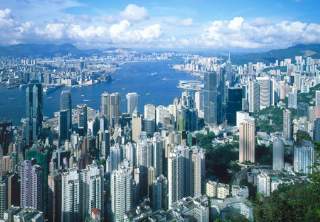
<box><xmin>25</xmin><ymin>81</ymin><xmax>43</xmax><ymax>146</ymax></box>
<box><xmin>272</xmin><ymin>137</ymin><xmax>284</xmax><ymax>171</ymax></box>
<box><xmin>168</xmin><ymin>145</ymin><xmax>191</xmax><ymax>207</ymax></box>
<box><xmin>144</xmin><ymin>104</ymin><xmax>156</xmax><ymax>136</ymax></box>
<box><xmin>80</xmin><ymin>162</ymin><xmax>104</xmax><ymax>218</ymax></box>
<box><xmin>78</xmin><ymin>104</ymin><xmax>88</xmax><ymax>135</ymax></box>
<box><xmin>60</xmin><ymin>90</ymin><xmax>72</xmax><ymax>137</ymax></box>
<box><xmin>100</xmin><ymin>92</ymin><xmax>110</xmax><ymax>124</ymax></box>
<box><xmin>283</xmin><ymin>109</ymin><xmax>292</xmax><ymax>141</ymax></box>
<box><xmin>131</xmin><ymin>113</ymin><xmax>143</xmax><ymax>143</ymax></box>
<box><xmin>294</xmin><ymin>141</ymin><xmax>314</xmax><ymax>174</ymax></box>
<box><xmin>20</xmin><ymin>160</ymin><xmax>43</xmax><ymax>211</ymax></box>
<box><xmin>316</xmin><ymin>90</ymin><xmax>320</xmax><ymax>107</ymax></box>
<box><xmin>313</xmin><ymin>118</ymin><xmax>320</xmax><ymax>142</ymax></box>
<box><xmin>226</xmin><ymin>87</ymin><xmax>243</xmax><ymax>126</ymax></box>
<box><xmin>61</xmin><ymin>168</ymin><xmax>80</xmax><ymax>222</ymax></box>
<box><xmin>248</xmin><ymin>79</ymin><xmax>260</xmax><ymax>113</ymax></box>
<box><xmin>100</xmin><ymin>92</ymin><xmax>121</xmax><ymax>127</ymax></box>
<box><xmin>203</xmin><ymin>70</ymin><xmax>225</xmax><ymax>126</ymax></box>
<box><xmin>59</xmin><ymin>109</ymin><xmax>69</xmax><ymax>143</ymax></box>
<box><xmin>191</xmin><ymin>147</ymin><xmax>205</xmax><ymax>197</ymax></box>
<box><xmin>110</xmin><ymin>93</ymin><xmax>121</xmax><ymax>127</ymax></box>
<box><xmin>257</xmin><ymin>76</ymin><xmax>272</xmax><ymax>110</ymax></box>
<box><xmin>152</xmin><ymin>133</ymin><xmax>164</xmax><ymax>177</ymax></box>
<box><xmin>126</xmin><ymin>92</ymin><xmax>139</xmax><ymax>114</ymax></box>
<box><xmin>111</xmin><ymin>161</ymin><xmax>133</xmax><ymax>222</ymax></box>
<box><xmin>239</xmin><ymin>117</ymin><xmax>255</xmax><ymax>163</ymax></box>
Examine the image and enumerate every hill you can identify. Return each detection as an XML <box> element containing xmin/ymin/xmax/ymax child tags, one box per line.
<box><xmin>0</xmin><ymin>43</ymin><xmax>101</xmax><ymax>58</ymax></box>
<box><xmin>232</xmin><ymin>44</ymin><xmax>320</xmax><ymax>64</ymax></box>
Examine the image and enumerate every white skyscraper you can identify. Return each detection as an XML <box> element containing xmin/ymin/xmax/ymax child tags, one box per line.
<box><xmin>248</xmin><ymin>80</ymin><xmax>260</xmax><ymax>113</ymax></box>
<box><xmin>61</xmin><ymin>168</ymin><xmax>80</xmax><ymax>222</ymax></box>
<box><xmin>126</xmin><ymin>92</ymin><xmax>139</xmax><ymax>114</ymax></box>
<box><xmin>81</xmin><ymin>162</ymin><xmax>104</xmax><ymax>216</ymax></box>
<box><xmin>239</xmin><ymin>117</ymin><xmax>255</xmax><ymax>163</ymax></box>
<box><xmin>257</xmin><ymin>76</ymin><xmax>272</xmax><ymax>110</ymax></box>
<box><xmin>273</xmin><ymin>137</ymin><xmax>284</xmax><ymax>171</ymax></box>
<box><xmin>294</xmin><ymin>141</ymin><xmax>314</xmax><ymax>174</ymax></box>
<box><xmin>191</xmin><ymin>147</ymin><xmax>205</xmax><ymax>197</ymax></box>
<box><xmin>111</xmin><ymin>161</ymin><xmax>133</xmax><ymax>222</ymax></box>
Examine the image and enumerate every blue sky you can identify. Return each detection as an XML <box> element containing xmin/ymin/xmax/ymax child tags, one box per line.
<box><xmin>0</xmin><ymin>0</ymin><xmax>320</xmax><ymax>50</ymax></box>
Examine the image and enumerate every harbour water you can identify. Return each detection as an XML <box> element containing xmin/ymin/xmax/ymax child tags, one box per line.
<box><xmin>0</xmin><ymin>60</ymin><xmax>197</xmax><ymax>125</ymax></box>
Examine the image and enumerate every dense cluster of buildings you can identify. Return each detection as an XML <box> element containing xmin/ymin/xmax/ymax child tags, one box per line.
<box><xmin>0</xmin><ymin>52</ymin><xmax>319</xmax><ymax>222</ymax></box>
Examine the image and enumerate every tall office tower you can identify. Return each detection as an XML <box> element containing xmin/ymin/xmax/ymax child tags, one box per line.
<box><xmin>60</xmin><ymin>90</ymin><xmax>72</xmax><ymax>136</ymax></box>
<box><xmin>61</xmin><ymin>168</ymin><xmax>80</xmax><ymax>222</ymax></box>
<box><xmin>226</xmin><ymin>87</ymin><xmax>243</xmax><ymax>126</ymax></box>
<box><xmin>0</xmin><ymin>177</ymin><xmax>7</xmax><ymax>219</ymax></box>
<box><xmin>168</xmin><ymin>145</ymin><xmax>192</xmax><ymax>207</ymax></box>
<box><xmin>313</xmin><ymin>118</ymin><xmax>320</xmax><ymax>142</ymax></box>
<box><xmin>7</xmin><ymin>173</ymin><xmax>19</xmax><ymax>207</ymax></box>
<box><xmin>239</xmin><ymin>117</ymin><xmax>255</xmax><ymax>163</ymax></box>
<box><xmin>48</xmin><ymin>172</ymin><xmax>61</xmax><ymax>222</ymax></box>
<box><xmin>144</xmin><ymin>104</ymin><xmax>156</xmax><ymax>136</ymax></box>
<box><xmin>107</xmin><ymin>144</ymin><xmax>122</xmax><ymax>173</ymax></box>
<box><xmin>283</xmin><ymin>109</ymin><xmax>292</xmax><ymax>141</ymax></box>
<box><xmin>225</xmin><ymin>52</ymin><xmax>234</xmax><ymax>85</ymax></box>
<box><xmin>248</xmin><ymin>79</ymin><xmax>260</xmax><ymax>113</ymax></box>
<box><xmin>25</xmin><ymin>81</ymin><xmax>43</xmax><ymax>146</ymax></box>
<box><xmin>257</xmin><ymin>76</ymin><xmax>272</xmax><ymax>110</ymax></box>
<box><xmin>136</xmin><ymin>134</ymin><xmax>152</xmax><ymax>197</ymax></box>
<box><xmin>97</xmin><ymin>129</ymin><xmax>110</xmax><ymax>159</ymax></box>
<box><xmin>59</xmin><ymin>110</ymin><xmax>69</xmax><ymax>143</ymax></box>
<box><xmin>279</xmin><ymin>81</ymin><xmax>286</xmax><ymax>101</ymax></box>
<box><xmin>125</xmin><ymin>143</ymin><xmax>136</xmax><ymax>167</ymax></box>
<box><xmin>288</xmin><ymin>87</ymin><xmax>298</xmax><ymax>109</ymax></box>
<box><xmin>111</xmin><ymin>162</ymin><xmax>133</xmax><ymax>222</ymax></box>
<box><xmin>78</xmin><ymin>104</ymin><xmax>88</xmax><ymax>135</ymax></box>
<box><xmin>131</xmin><ymin>113</ymin><xmax>143</xmax><ymax>143</ymax></box>
<box><xmin>126</xmin><ymin>92</ymin><xmax>139</xmax><ymax>114</ymax></box>
<box><xmin>100</xmin><ymin>92</ymin><xmax>110</xmax><ymax>124</ymax></box>
<box><xmin>294</xmin><ymin>141</ymin><xmax>314</xmax><ymax>174</ymax></box>
<box><xmin>151</xmin><ymin>175</ymin><xmax>168</xmax><ymax>211</ymax></box>
<box><xmin>203</xmin><ymin>71</ymin><xmax>217</xmax><ymax>125</ymax></box>
<box><xmin>152</xmin><ymin>133</ymin><xmax>164</xmax><ymax>177</ymax></box>
<box><xmin>20</xmin><ymin>160</ymin><xmax>43</xmax><ymax>211</ymax></box>
<box><xmin>110</xmin><ymin>93</ymin><xmax>121</xmax><ymax>127</ymax></box>
<box><xmin>272</xmin><ymin>137</ymin><xmax>284</xmax><ymax>171</ymax></box>
<box><xmin>316</xmin><ymin>90</ymin><xmax>320</xmax><ymax>107</ymax></box>
<box><xmin>81</xmin><ymin>162</ymin><xmax>104</xmax><ymax>218</ymax></box>
<box><xmin>203</xmin><ymin>70</ymin><xmax>224</xmax><ymax>126</ymax></box>
<box><xmin>191</xmin><ymin>148</ymin><xmax>205</xmax><ymax>197</ymax></box>
<box><xmin>156</xmin><ymin>105</ymin><xmax>171</xmax><ymax>129</ymax></box>
<box><xmin>195</xmin><ymin>91</ymin><xmax>204</xmax><ymax>118</ymax></box>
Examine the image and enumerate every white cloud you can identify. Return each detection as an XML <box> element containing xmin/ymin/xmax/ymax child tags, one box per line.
<box><xmin>120</xmin><ymin>4</ymin><xmax>148</xmax><ymax>22</ymax></box>
<box><xmin>200</xmin><ymin>17</ymin><xmax>320</xmax><ymax>49</ymax></box>
<box><xmin>1</xmin><ymin>5</ymin><xmax>320</xmax><ymax>50</ymax></box>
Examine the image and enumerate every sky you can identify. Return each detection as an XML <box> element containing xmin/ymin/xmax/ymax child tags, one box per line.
<box><xmin>0</xmin><ymin>0</ymin><xmax>320</xmax><ymax>51</ymax></box>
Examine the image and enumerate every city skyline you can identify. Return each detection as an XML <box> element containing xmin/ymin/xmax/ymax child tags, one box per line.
<box><xmin>0</xmin><ymin>0</ymin><xmax>320</xmax><ymax>50</ymax></box>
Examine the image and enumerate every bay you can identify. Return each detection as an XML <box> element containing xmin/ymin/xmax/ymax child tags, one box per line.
<box><xmin>0</xmin><ymin>60</ymin><xmax>196</xmax><ymax>125</ymax></box>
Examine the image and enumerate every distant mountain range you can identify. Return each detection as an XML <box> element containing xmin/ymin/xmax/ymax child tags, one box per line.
<box><xmin>0</xmin><ymin>43</ymin><xmax>101</xmax><ymax>57</ymax></box>
<box><xmin>232</xmin><ymin>44</ymin><xmax>320</xmax><ymax>64</ymax></box>
<box><xmin>1</xmin><ymin>43</ymin><xmax>320</xmax><ymax>63</ymax></box>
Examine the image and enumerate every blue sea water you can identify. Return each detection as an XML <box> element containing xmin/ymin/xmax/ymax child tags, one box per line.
<box><xmin>0</xmin><ymin>60</ymin><xmax>197</xmax><ymax>125</ymax></box>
